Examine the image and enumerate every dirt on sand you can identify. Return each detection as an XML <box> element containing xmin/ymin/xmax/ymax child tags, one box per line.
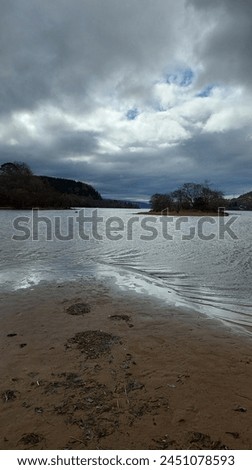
<box><xmin>0</xmin><ymin>280</ymin><xmax>252</xmax><ymax>450</ymax></box>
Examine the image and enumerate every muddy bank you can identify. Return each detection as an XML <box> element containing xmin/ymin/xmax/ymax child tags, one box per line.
<box><xmin>0</xmin><ymin>280</ymin><xmax>252</xmax><ymax>450</ymax></box>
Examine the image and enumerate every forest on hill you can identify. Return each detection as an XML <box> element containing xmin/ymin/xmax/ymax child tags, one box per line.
<box><xmin>1</xmin><ymin>161</ymin><xmax>251</xmax><ymax>212</ymax></box>
<box><xmin>228</xmin><ymin>191</ymin><xmax>252</xmax><ymax>210</ymax></box>
<box><xmin>0</xmin><ymin>162</ymin><xmax>138</xmax><ymax>209</ymax></box>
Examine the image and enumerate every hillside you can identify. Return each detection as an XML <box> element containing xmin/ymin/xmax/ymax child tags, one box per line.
<box><xmin>228</xmin><ymin>191</ymin><xmax>252</xmax><ymax>210</ymax></box>
<box><xmin>40</xmin><ymin>176</ymin><xmax>102</xmax><ymax>201</ymax></box>
<box><xmin>0</xmin><ymin>162</ymin><xmax>138</xmax><ymax>209</ymax></box>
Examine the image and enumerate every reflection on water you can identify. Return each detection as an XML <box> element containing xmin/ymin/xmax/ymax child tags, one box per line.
<box><xmin>0</xmin><ymin>208</ymin><xmax>252</xmax><ymax>329</ymax></box>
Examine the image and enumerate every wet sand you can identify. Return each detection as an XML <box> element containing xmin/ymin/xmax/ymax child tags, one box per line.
<box><xmin>0</xmin><ymin>279</ymin><xmax>252</xmax><ymax>450</ymax></box>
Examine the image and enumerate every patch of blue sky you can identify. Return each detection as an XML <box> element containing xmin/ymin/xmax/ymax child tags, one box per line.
<box><xmin>126</xmin><ymin>108</ymin><xmax>139</xmax><ymax>120</ymax></box>
<box><xmin>165</xmin><ymin>68</ymin><xmax>194</xmax><ymax>87</ymax></box>
<box><xmin>196</xmin><ymin>84</ymin><xmax>215</xmax><ymax>98</ymax></box>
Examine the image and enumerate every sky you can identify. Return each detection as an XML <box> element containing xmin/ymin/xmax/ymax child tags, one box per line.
<box><xmin>0</xmin><ymin>0</ymin><xmax>252</xmax><ymax>201</ymax></box>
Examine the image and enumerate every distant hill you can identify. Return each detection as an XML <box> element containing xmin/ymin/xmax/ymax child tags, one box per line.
<box><xmin>40</xmin><ymin>177</ymin><xmax>138</xmax><ymax>208</ymax></box>
<box><xmin>137</xmin><ymin>201</ymin><xmax>151</xmax><ymax>209</ymax></box>
<box><xmin>228</xmin><ymin>191</ymin><xmax>252</xmax><ymax>210</ymax></box>
<box><xmin>40</xmin><ymin>175</ymin><xmax>102</xmax><ymax>201</ymax></box>
<box><xmin>0</xmin><ymin>161</ymin><xmax>138</xmax><ymax>209</ymax></box>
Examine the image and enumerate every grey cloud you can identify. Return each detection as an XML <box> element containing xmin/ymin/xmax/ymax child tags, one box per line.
<box><xmin>0</xmin><ymin>0</ymin><xmax>186</xmax><ymax>116</ymax></box>
<box><xmin>53</xmin><ymin>130</ymin><xmax>100</xmax><ymax>156</ymax></box>
<box><xmin>1</xmin><ymin>126</ymin><xmax>251</xmax><ymax>199</ymax></box>
<box><xmin>188</xmin><ymin>0</ymin><xmax>252</xmax><ymax>89</ymax></box>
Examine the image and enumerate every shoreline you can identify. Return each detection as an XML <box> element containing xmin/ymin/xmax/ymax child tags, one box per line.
<box><xmin>1</xmin><ymin>280</ymin><xmax>252</xmax><ymax>450</ymax></box>
<box><xmin>138</xmin><ymin>210</ymin><xmax>229</xmax><ymax>217</ymax></box>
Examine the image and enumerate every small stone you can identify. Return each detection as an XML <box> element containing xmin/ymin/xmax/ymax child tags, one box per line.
<box><xmin>233</xmin><ymin>405</ymin><xmax>247</xmax><ymax>413</ymax></box>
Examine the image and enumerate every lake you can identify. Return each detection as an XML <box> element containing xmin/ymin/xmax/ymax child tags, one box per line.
<box><xmin>0</xmin><ymin>208</ymin><xmax>251</xmax><ymax>330</ymax></box>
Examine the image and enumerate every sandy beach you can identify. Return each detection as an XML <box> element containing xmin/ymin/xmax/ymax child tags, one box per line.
<box><xmin>0</xmin><ymin>279</ymin><xmax>252</xmax><ymax>450</ymax></box>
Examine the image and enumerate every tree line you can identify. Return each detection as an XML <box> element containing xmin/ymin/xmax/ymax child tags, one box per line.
<box><xmin>150</xmin><ymin>182</ymin><xmax>226</xmax><ymax>213</ymax></box>
<box><xmin>0</xmin><ymin>162</ymin><xmax>138</xmax><ymax>209</ymax></box>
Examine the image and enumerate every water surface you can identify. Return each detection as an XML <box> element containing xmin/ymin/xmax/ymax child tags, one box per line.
<box><xmin>0</xmin><ymin>208</ymin><xmax>251</xmax><ymax>329</ymax></box>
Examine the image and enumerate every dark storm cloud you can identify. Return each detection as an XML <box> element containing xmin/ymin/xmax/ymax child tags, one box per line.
<box><xmin>53</xmin><ymin>130</ymin><xmax>100</xmax><ymax>156</ymax></box>
<box><xmin>0</xmin><ymin>0</ymin><xmax>183</xmax><ymax>116</ymax></box>
<box><xmin>188</xmin><ymin>0</ymin><xmax>252</xmax><ymax>89</ymax></box>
